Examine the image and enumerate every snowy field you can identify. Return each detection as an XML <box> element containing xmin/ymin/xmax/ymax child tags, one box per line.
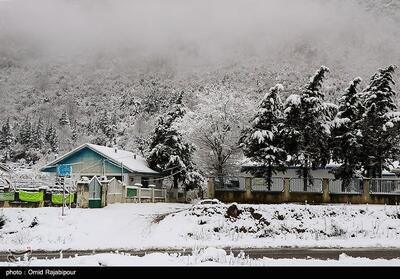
<box><xmin>2</xmin><ymin>248</ymin><xmax>400</xmax><ymax>266</ymax></box>
<box><xmin>1</xmin><ymin>202</ymin><xmax>400</xmax><ymax>252</ymax></box>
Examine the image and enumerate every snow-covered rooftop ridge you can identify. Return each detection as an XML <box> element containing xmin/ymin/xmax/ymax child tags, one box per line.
<box><xmin>43</xmin><ymin>143</ymin><xmax>158</xmax><ymax>174</ymax></box>
<box><xmin>86</xmin><ymin>144</ymin><xmax>158</xmax><ymax>174</ymax></box>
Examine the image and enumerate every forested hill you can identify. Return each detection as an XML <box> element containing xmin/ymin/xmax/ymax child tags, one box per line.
<box><xmin>0</xmin><ymin>0</ymin><xmax>399</xmax><ymax>167</ymax></box>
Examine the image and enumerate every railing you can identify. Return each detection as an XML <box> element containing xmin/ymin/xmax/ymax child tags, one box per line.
<box><xmin>251</xmin><ymin>177</ymin><xmax>284</xmax><ymax>192</ymax></box>
<box><xmin>140</xmin><ymin>188</ymin><xmax>152</xmax><ymax>199</ymax></box>
<box><xmin>289</xmin><ymin>178</ymin><xmax>323</xmax><ymax>193</ymax></box>
<box><xmin>329</xmin><ymin>179</ymin><xmax>363</xmax><ymax>194</ymax></box>
<box><xmin>153</xmin><ymin>189</ymin><xmax>165</xmax><ymax>199</ymax></box>
<box><xmin>370</xmin><ymin>179</ymin><xmax>400</xmax><ymax>195</ymax></box>
<box><xmin>214</xmin><ymin>177</ymin><xmax>245</xmax><ymax>191</ymax></box>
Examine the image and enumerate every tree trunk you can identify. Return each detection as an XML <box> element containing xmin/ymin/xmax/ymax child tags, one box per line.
<box><xmin>265</xmin><ymin>165</ymin><xmax>273</xmax><ymax>191</ymax></box>
<box><xmin>303</xmin><ymin>157</ymin><xmax>309</xmax><ymax>192</ymax></box>
<box><xmin>173</xmin><ymin>175</ymin><xmax>179</xmax><ymax>189</ymax></box>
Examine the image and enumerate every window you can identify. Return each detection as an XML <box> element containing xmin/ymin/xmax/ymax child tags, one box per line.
<box><xmin>141</xmin><ymin>177</ymin><xmax>149</xmax><ymax>188</ymax></box>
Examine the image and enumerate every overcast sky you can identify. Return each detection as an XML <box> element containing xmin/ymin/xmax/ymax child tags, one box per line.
<box><xmin>0</xmin><ymin>0</ymin><xmax>399</xmax><ymax>75</ymax></box>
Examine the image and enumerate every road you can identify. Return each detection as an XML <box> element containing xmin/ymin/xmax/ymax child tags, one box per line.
<box><xmin>1</xmin><ymin>248</ymin><xmax>400</xmax><ymax>262</ymax></box>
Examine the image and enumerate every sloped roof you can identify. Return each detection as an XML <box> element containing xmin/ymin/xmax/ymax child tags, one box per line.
<box><xmin>41</xmin><ymin>143</ymin><xmax>158</xmax><ymax>175</ymax></box>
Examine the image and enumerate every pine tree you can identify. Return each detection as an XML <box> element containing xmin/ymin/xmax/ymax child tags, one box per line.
<box><xmin>359</xmin><ymin>65</ymin><xmax>399</xmax><ymax>178</ymax></box>
<box><xmin>59</xmin><ymin>111</ymin><xmax>70</xmax><ymax>127</ymax></box>
<box><xmin>0</xmin><ymin>118</ymin><xmax>15</xmax><ymax>160</ymax></box>
<box><xmin>71</xmin><ymin>122</ymin><xmax>78</xmax><ymax>144</ymax></box>
<box><xmin>282</xmin><ymin>66</ymin><xmax>331</xmax><ymax>190</ymax></box>
<box><xmin>86</xmin><ymin>119</ymin><xmax>94</xmax><ymax>135</ymax></box>
<box><xmin>31</xmin><ymin>118</ymin><xmax>45</xmax><ymax>150</ymax></box>
<box><xmin>147</xmin><ymin>92</ymin><xmax>203</xmax><ymax>190</ymax></box>
<box><xmin>18</xmin><ymin>116</ymin><xmax>33</xmax><ymax>147</ymax></box>
<box><xmin>98</xmin><ymin>111</ymin><xmax>114</xmax><ymax>144</ymax></box>
<box><xmin>240</xmin><ymin>84</ymin><xmax>287</xmax><ymax>190</ymax></box>
<box><xmin>331</xmin><ymin>77</ymin><xmax>364</xmax><ymax>190</ymax></box>
<box><xmin>46</xmin><ymin>124</ymin><xmax>59</xmax><ymax>153</ymax></box>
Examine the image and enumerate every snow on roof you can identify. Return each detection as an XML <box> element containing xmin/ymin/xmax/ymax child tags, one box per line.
<box><xmin>391</xmin><ymin>161</ymin><xmax>400</xmax><ymax>169</ymax></box>
<box><xmin>42</xmin><ymin>143</ymin><xmax>158</xmax><ymax>175</ymax></box>
<box><xmin>86</xmin><ymin>144</ymin><xmax>158</xmax><ymax>174</ymax></box>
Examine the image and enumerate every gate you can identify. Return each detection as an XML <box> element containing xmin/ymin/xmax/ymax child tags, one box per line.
<box><xmin>88</xmin><ymin>177</ymin><xmax>102</xmax><ymax>208</ymax></box>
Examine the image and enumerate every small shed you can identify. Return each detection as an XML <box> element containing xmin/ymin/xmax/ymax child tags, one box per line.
<box><xmin>76</xmin><ymin>176</ymin><xmax>108</xmax><ymax>208</ymax></box>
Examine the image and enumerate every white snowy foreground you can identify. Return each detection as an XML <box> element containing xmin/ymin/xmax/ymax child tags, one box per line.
<box><xmin>1</xmin><ymin>248</ymin><xmax>400</xmax><ymax>266</ymax></box>
<box><xmin>0</xmin><ymin>202</ymin><xmax>400</xmax><ymax>251</ymax></box>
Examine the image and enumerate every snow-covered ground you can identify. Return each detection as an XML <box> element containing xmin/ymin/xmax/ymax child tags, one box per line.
<box><xmin>2</xmin><ymin>248</ymin><xmax>400</xmax><ymax>266</ymax></box>
<box><xmin>1</xmin><ymin>202</ymin><xmax>400</xmax><ymax>251</ymax></box>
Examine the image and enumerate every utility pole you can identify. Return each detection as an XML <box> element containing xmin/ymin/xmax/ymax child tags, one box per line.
<box><xmin>68</xmin><ymin>177</ymin><xmax>72</xmax><ymax>209</ymax></box>
<box><xmin>121</xmin><ymin>162</ymin><xmax>124</xmax><ymax>183</ymax></box>
<box><xmin>62</xmin><ymin>176</ymin><xmax>66</xmax><ymax>216</ymax></box>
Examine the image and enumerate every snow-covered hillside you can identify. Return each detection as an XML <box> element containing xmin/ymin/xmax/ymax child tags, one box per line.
<box><xmin>1</xmin><ymin>203</ymin><xmax>400</xmax><ymax>252</ymax></box>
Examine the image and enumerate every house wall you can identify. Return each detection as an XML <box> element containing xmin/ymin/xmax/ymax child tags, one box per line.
<box><xmin>44</xmin><ymin>147</ymin><xmax>131</xmax><ymax>176</ymax></box>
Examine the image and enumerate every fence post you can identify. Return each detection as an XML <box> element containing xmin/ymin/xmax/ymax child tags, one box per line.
<box><xmin>322</xmin><ymin>178</ymin><xmax>330</xmax><ymax>203</ymax></box>
<box><xmin>207</xmin><ymin>178</ymin><xmax>215</xmax><ymax>199</ymax></box>
<box><xmin>362</xmin><ymin>178</ymin><xmax>370</xmax><ymax>203</ymax></box>
<box><xmin>283</xmin><ymin>178</ymin><xmax>290</xmax><ymax>202</ymax></box>
<box><xmin>151</xmin><ymin>188</ymin><xmax>155</xmax><ymax>203</ymax></box>
<box><xmin>244</xmin><ymin>177</ymin><xmax>252</xmax><ymax>201</ymax></box>
<box><xmin>39</xmin><ymin>188</ymin><xmax>46</xmax><ymax>208</ymax></box>
<box><xmin>138</xmin><ymin>187</ymin><xmax>141</xmax><ymax>203</ymax></box>
<box><xmin>163</xmin><ymin>187</ymin><xmax>167</xmax><ymax>202</ymax></box>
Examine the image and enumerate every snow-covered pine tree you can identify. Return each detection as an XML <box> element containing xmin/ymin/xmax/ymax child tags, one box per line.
<box><xmin>86</xmin><ymin>119</ymin><xmax>94</xmax><ymax>135</ymax></box>
<box><xmin>71</xmin><ymin>121</ymin><xmax>78</xmax><ymax>144</ymax></box>
<box><xmin>0</xmin><ymin>118</ymin><xmax>15</xmax><ymax>160</ymax></box>
<box><xmin>18</xmin><ymin>116</ymin><xmax>33</xmax><ymax>147</ymax></box>
<box><xmin>282</xmin><ymin>66</ymin><xmax>331</xmax><ymax>190</ymax></box>
<box><xmin>59</xmin><ymin>111</ymin><xmax>70</xmax><ymax>127</ymax></box>
<box><xmin>45</xmin><ymin>123</ymin><xmax>52</xmax><ymax>143</ymax></box>
<box><xmin>31</xmin><ymin>118</ymin><xmax>45</xmax><ymax>150</ymax></box>
<box><xmin>46</xmin><ymin>124</ymin><xmax>59</xmax><ymax>153</ymax></box>
<box><xmin>282</xmin><ymin>94</ymin><xmax>302</xmax><ymax>159</ymax></box>
<box><xmin>331</xmin><ymin>77</ymin><xmax>364</xmax><ymax>190</ymax></box>
<box><xmin>98</xmin><ymin>111</ymin><xmax>114</xmax><ymax>145</ymax></box>
<box><xmin>240</xmin><ymin>84</ymin><xmax>287</xmax><ymax>190</ymax></box>
<box><xmin>359</xmin><ymin>65</ymin><xmax>399</xmax><ymax>178</ymax></box>
<box><xmin>147</xmin><ymin>92</ymin><xmax>203</xmax><ymax>191</ymax></box>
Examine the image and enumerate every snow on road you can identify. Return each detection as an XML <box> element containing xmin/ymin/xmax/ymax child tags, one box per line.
<box><xmin>2</xmin><ymin>248</ymin><xmax>400</xmax><ymax>266</ymax></box>
<box><xmin>1</xmin><ymin>202</ymin><xmax>400</xmax><ymax>251</ymax></box>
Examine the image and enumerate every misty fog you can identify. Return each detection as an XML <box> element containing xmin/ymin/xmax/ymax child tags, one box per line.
<box><xmin>0</xmin><ymin>0</ymin><xmax>399</xmax><ymax>75</ymax></box>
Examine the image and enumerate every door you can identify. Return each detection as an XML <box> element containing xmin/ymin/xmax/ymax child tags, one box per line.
<box><xmin>88</xmin><ymin>178</ymin><xmax>102</xmax><ymax>208</ymax></box>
